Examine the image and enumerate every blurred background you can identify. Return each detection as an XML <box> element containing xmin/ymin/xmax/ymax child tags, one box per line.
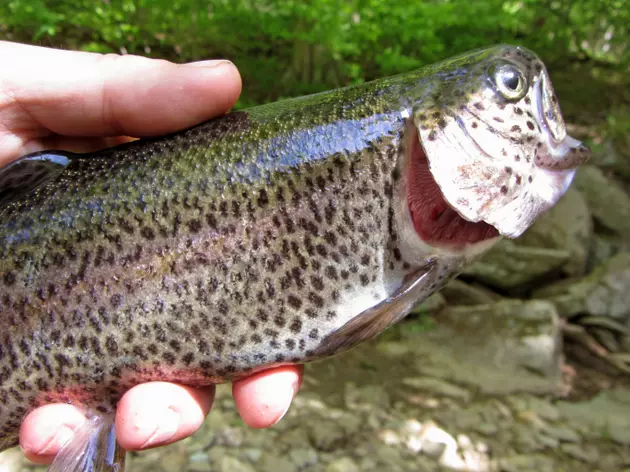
<box><xmin>1</xmin><ymin>1</ymin><xmax>630</xmax><ymax>471</ymax></box>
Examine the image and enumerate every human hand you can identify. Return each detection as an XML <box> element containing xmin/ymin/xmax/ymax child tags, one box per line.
<box><xmin>0</xmin><ymin>40</ymin><xmax>304</xmax><ymax>464</ymax></box>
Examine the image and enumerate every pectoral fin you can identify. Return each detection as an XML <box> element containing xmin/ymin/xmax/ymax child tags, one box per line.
<box><xmin>313</xmin><ymin>263</ymin><xmax>436</xmax><ymax>358</ymax></box>
<box><xmin>0</xmin><ymin>151</ymin><xmax>72</xmax><ymax>210</ymax></box>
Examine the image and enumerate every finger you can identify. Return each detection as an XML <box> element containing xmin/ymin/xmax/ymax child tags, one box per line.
<box><xmin>19</xmin><ymin>404</ymin><xmax>87</xmax><ymax>465</ymax></box>
<box><xmin>233</xmin><ymin>365</ymin><xmax>304</xmax><ymax>428</ymax></box>
<box><xmin>115</xmin><ymin>382</ymin><xmax>215</xmax><ymax>451</ymax></box>
<box><xmin>0</xmin><ymin>41</ymin><xmax>242</xmax><ymax>138</ymax></box>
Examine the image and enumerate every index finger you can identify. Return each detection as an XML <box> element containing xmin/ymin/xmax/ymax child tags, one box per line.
<box><xmin>0</xmin><ymin>41</ymin><xmax>242</xmax><ymax>138</ymax></box>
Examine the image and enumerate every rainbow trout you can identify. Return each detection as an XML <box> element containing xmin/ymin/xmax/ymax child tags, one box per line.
<box><xmin>0</xmin><ymin>45</ymin><xmax>588</xmax><ymax>471</ymax></box>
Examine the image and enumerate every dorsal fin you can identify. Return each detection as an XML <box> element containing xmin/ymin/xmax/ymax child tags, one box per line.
<box><xmin>0</xmin><ymin>151</ymin><xmax>72</xmax><ymax>210</ymax></box>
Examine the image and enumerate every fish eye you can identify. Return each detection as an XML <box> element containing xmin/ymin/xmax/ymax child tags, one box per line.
<box><xmin>491</xmin><ymin>62</ymin><xmax>527</xmax><ymax>101</ymax></box>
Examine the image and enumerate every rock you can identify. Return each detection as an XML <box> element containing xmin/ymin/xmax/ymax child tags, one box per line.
<box><xmin>344</xmin><ymin>382</ymin><xmax>390</xmax><ymax>410</ymax></box>
<box><xmin>462</xmin><ymin>239</ymin><xmax>571</xmax><ymax>290</ymax></box>
<box><xmin>441</xmin><ymin>279</ymin><xmax>502</xmax><ymax>305</ymax></box>
<box><xmin>535</xmin><ymin>252</ymin><xmax>630</xmax><ymax>322</ymax></box>
<box><xmin>402</xmin><ymin>377</ymin><xmax>471</xmax><ymax>402</ymax></box>
<box><xmin>573</xmin><ymin>165</ymin><xmax>630</xmax><ymax>237</ymax></box>
<box><xmin>497</xmin><ymin>454</ymin><xmax>554</xmax><ymax>472</ymax></box>
<box><xmin>411</xmin><ymin>292</ymin><xmax>446</xmax><ymax>314</ymax></box>
<box><xmin>159</xmin><ymin>451</ymin><xmax>188</xmax><ymax>471</ymax></box>
<box><xmin>325</xmin><ymin>457</ymin><xmax>359</xmax><ymax>472</ymax></box>
<box><xmin>610</xmin><ymin>423</ymin><xmax>630</xmax><ymax>445</ymax></box>
<box><xmin>308</xmin><ymin>419</ymin><xmax>348</xmax><ymax>451</ymax></box>
<box><xmin>411</xmin><ymin>300</ymin><xmax>563</xmax><ymax>396</ymax></box>
<box><xmin>557</xmin><ymin>389</ymin><xmax>630</xmax><ymax>441</ymax></box>
<box><xmin>241</xmin><ymin>448</ymin><xmax>262</xmax><ymax>463</ymax></box>
<box><xmin>518</xmin><ymin>187</ymin><xmax>593</xmax><ymax>277</ymax></box>
<box><xmin>258</xmin><ymin>453</ymin><xmax>297</xmax><ymax>472</ymax></box>
<box><xmin>561</xmin><ymin>443</ymin><xmax>599</xmax><ymax>463</ymax></box>
<box><xmin>288</xmin><ymin>447</ymin><xmax>318</xmax><ymax>469</ymax></box>
<box><xmin>416</xmin><ymin>421</ymin><xmax>464</xmax><ymax>469</ymax></box>
<box><xmin>474</xmin><ymin>422</ymin><xmax>499</xmax><ymax>436</ymax></box>
<box><xmin>218</xmin><ymin>456</ymin><xmax>256</xmax><ymax>472</ymax></box>
<box><xmin>542</xmin><ymin>425</ymin><xmax>581</xmax><ymax>443</ymax></box>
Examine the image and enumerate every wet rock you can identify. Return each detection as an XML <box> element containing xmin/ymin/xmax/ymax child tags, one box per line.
<box><xmin>441</xmin><ymin>279</ymin><xmax>502</xmax><ymax>305</ymax></box>
<box><xmin>574</xmin><ymin>165</ymin><xmax>630</xmax><ymax>237</ymax></box>
<box><xmin>410</xmin><ymin>300</ymin><xmax>562</xmax><ymax>395</ymax></box>
<box><xmin>325</xmin><ymin>457</ymin><xmax>359</xmax><ymax>472</ymax></box>
<box><xmin>258</xmin><ymin>453</ymin><xmax>297</xmax><ymax>472</ymax></box>
<box><xmin>610</xmin><ymin>423</ymin><xmax>630</xmax><ymax>445</ymax></box>
<box><xmin>218</xmin><ymin>456</ymin><xmax>256</xmax><ymax>472</ymax></box>
<box><xmin>497</xmin><ymin>454</ymin><xmax>554</xmax><ymax>472</ymax></box>
<box><xmin>542</xmin><ymin>425</ymin><xmax>581</xmax><ymax>443</ymax></box>
<box><xmin>535</xmin><ymin>252</ymin><xmax>630</xmax><ymax>321</ymax></box>
<box><xmin>518</xmin><ymin>187</ymin><xmax>593</xmax><ymax>277</ymax></box>
<box><xmin>344</xmin><ymin>382</ymin><xmax>390</xmax><ymax>410</ymax></box>
<box><xmin>561</xmin><ymin>443</ymin><xmax>599</xmax><ymax>463</ymax></box>
<box><xmin>158</xmin><ymin>451</ymin><xmax>187</xmax><ymax>471</ymax></box>
<box><xmin>308</xmin><ymin>419</ymin><xmax>348</xmax><ymax>451</ymax></box>
<box><xmin>411</xmin><ymin>292</ymin><xmax>446</xmax><ymax>314</ymax></box>
<box><xmin>463</xmin><ymin>239</ymin><xmax>570</xmax><ymax>290</ymax></box>
<box><xmin>556</xmin><ymin>389</ymin><xmax>630</xmax><ymax>440</ymax></box>
<box><xmin>416</xmin><ymin>421</ymin><xmax>465</xmax><ymax>469</ymax></box>
<box><xmin>288</xmin><ymin>447</ymin><xmax>318</xmax><ymax>469</ymax></box>
<box><xmin>402</xmin><ymin>377</ymin><xmax>471</xmax><ymax>402</ymax></box>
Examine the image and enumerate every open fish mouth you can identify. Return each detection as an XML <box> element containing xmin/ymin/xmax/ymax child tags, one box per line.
<box><xmin>406</xmin><ymin>122</ymin><xmax>500</xmax><ymax>249</ymax></box>
<box><xmin>411</xmin><ymin>53</ymin><xmax>590</xmax><ymax>240</ymax></box>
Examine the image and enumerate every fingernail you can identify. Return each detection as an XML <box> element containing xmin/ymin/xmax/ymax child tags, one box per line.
<box><xmin>139</xmin><ymin>407</ymin><xmax>180</xmax><ymax>448</ymax></box>
<box><xmin>272</xmin><ymin>381</ymin><xmax>299</xmax><ymax>426</ymax></box>
<box><xmin>185</xmin><ymin>59</ymin><xmax>234</xmax><ymax>69</ymax></box>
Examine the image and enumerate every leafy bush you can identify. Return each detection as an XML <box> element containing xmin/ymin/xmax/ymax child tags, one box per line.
<box><xmin>1</xmin><ymin>0</ymin><xmax>628</xmax><ymax>109</ymax></box>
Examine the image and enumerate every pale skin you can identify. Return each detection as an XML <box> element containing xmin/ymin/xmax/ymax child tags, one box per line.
<box><xmin>0</xmin><ymin>41</ymin><xmax>304</xmax><ymax>465</ymax></box>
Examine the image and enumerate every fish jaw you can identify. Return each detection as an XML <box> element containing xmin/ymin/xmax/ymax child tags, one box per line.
<box><xmin>412</xmin><ymin>45</ymin><xmax>590</xmax><ymax>239</ymax></box>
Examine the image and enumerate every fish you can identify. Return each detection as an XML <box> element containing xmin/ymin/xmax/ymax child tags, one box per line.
<box><xmin>0</xmin><ymin>44</ymin><xmax>589</xmax><ymax>471</ymax></box>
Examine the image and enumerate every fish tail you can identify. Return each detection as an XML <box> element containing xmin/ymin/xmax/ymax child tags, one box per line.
<box><xmin>48</xmin><ymin>412</ymin><xmax>126</xmax><ymax>472</ymax></box>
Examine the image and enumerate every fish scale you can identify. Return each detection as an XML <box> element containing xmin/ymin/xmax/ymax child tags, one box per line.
<box><xmin>0</xmin><ymin>44</ymin><xmax>588</xmax><ymax>470</ymax></box>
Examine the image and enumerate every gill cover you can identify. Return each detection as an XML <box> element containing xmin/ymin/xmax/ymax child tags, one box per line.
<box><xmin>413</xmin><ymin>45</ymin><xmax>589</xmax><ymax>238</ymax></box>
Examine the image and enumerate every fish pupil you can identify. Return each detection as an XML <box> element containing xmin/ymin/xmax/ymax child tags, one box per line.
<box><xmin>501</xmin><ymin>70</ymin><xmax>520</xmax><ymax>91</ymax></box>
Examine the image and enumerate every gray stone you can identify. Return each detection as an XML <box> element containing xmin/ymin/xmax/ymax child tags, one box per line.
<box><xmin>441</xmin><ymin>279</ymin><xmax>502</xmax><ymax>305</ymax></box>
<box><xmin>241</xmin><ymin>448</ymin><xmax>262</xmax><ymax>463</ymax></box>
<box><xmin>574</xmin><ymin>165</ymin><xmax>630</xmax><ymax>237</ymax></box>
<box><xmin>159</xmin><ymin>451</ymin><xmax>188</xmax><ymax>472</ymax></box>
<box><xmin>537</xmin><ymin>434</ymin><xmax>559</xmax><ymax>449</ymax></box>
<box><xmin>497</xmin><ymin>454</ymin><xmax>554</xmax><ymax>472</ymax></box>
<box><xmin>410</xmin><ymin>292</ymin><xmax>446</xmax><ymax>314</ymax></box>
<box><xmin>258</xmin><ymin>453</ymin><xmax>297</xmax><ymax>472</ymax></box>
<box><xmin>402</xmin><ymin>377</ymin><xmax>471</xmax><ymax>401</ymax></box>
<box><xmin>344</xmin><ymin>382</ymin><xmax>390</xmax><ymax>410</ymax></box>
<box><xmin>411</xmin><ymin>300</ymin><xmax>563</xmax><ymax>396</ymax></box>
<box><xmin>289</xmin><ymin>447</ymin><xmax>318</xmax><ymax>469</ymax></box>
<box><xmin>561</xmin><ymin>443</ymin><xmax>599</xmax><ymax>463</ymax></box>
<box><xmin>218</xmin><ymin>456</ymin><xmax>256</xmax><ymax>472</ymax></box>
<box><xmin>610</xmin><ymin>423</ymin><xmax>630</xmax><ymax>445</ymax></box>
<box><xmin>463</xmin><ymin>239</ymin><xmax>571</xmax><ymax>289</ymax></box>
<box><xmin>543</xmin><ymin>425</ymin><xmax>581</xmax><ymax>443</ymax></box>
<box><xmin>535</xmin><ymin>252</ymin><xmax>630</xmax><ymax>322</ymax></box>
<box><xmin>308</xmin><ymin>419</ymin><xmax>348</xmax><ymax>451</ymax></box>
<box><xmin>325</xmin><ymin>457</ymin><xmax>359</xmax><ymax>472</ymax></box>
<box><xmin>474</xmin><ymin>422</ymin><xmax>499</xmax><ymax>436</ymax></box>
<box><xmin>518</xmin><ymin>187</ymin><xmax>593</xmax><ymax>277</ymax></box>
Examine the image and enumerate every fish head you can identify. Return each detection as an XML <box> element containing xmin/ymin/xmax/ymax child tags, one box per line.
<box><xmin>408</xmin><ymin>44</ymin><xmax>589</xmax><ymax>249</ymax></box>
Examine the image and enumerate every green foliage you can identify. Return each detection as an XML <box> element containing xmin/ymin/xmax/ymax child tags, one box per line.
<box><xmin>1</xmin><ymin>0</ymin><xmax>628</xmax><ymax>110</ymax></box>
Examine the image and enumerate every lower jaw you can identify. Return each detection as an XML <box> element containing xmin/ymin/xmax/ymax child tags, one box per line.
<box><xmin>406</xmin><ymin>127</ymin><xmax>499</xmax><ymax>249</ymax></box>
